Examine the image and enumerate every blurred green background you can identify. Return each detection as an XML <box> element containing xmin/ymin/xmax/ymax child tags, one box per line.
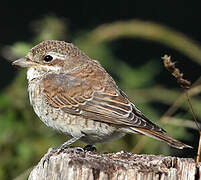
<box><xmin>0</xmin><ymin>1</ymin><xmax>201</xmax><ymax>179</ymax></box>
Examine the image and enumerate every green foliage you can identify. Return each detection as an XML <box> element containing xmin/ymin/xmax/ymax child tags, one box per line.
<box><xmin>1</xmin><ymin>15</ymin><xmax>200</xmax><ymax>180</ymax></box>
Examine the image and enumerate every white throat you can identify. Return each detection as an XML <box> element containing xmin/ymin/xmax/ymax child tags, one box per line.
<box><xmin>27</xmin><ymin>68</ymin><xmax>43</xmax><ymax>82</ymax></box>
<box><xmin>27</xmin><ymin>65</ymin><xmax>61</xmax><ymax>82</ymax></box>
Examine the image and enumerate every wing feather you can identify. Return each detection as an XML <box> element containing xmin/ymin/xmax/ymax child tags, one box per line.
<box><xmin>42</xmin><ymin>65</ymin><xmax>165</xmax><ymax>133</ymax></box>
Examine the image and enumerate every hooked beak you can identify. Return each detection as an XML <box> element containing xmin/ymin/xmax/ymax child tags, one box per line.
<box><xmin>12</xmin><ymin>57</ymin><xmax>37</xmax><ymax>68</ymax></box>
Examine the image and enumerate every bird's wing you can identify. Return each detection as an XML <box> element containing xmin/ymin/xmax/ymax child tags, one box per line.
<box><xmin>42</xmin><ymin>63</ymin><xmax>165</xmax><ymax>133</ymax></box>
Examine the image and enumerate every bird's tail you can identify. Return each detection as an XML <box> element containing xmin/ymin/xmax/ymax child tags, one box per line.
<box><xmin>131</xmin><ymin>127</ymin><xmax>192</xmax><ymax>149</ymax></box>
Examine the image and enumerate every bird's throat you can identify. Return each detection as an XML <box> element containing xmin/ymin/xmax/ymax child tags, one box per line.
<box><xmin>27</xmin><ymin>68</ymin><xmax>44</xmax><ymax>82</ymax></box>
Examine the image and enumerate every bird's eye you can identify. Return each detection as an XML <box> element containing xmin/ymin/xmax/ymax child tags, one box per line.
<box><xmin>43</xmin><ymin>55</ymin><xmax>53</xmax><ymax>62</ymax></box>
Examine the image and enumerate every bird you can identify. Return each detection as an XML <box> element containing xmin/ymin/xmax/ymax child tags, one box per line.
<box><xmin>12</xmin><ymin>40</ymin><xmax>191</xmax><ymax>152</ymax></box>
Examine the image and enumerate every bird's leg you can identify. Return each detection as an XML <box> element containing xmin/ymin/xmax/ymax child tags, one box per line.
<box><xmin>59</xmin><ymin>136</ymin><xmax>84</xmax><ymax>152</ymax></box>
<box><xmin>83</xmin><ymin>144</ymin><xmax>97</xmax><ymax>152</ymax></box>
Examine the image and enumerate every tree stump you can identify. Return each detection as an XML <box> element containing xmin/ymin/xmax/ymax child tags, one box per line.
<box><xmin>29</xmin><ymin>148</ymin><xmax>200</xmax><ymax>180</ymax></box>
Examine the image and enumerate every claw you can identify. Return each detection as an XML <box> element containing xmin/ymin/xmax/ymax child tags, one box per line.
<box><xmin>83</xmin><ymin>145</ymin><xmax>96</xmax><ymax>152</ymax></box>
<box><xmin>42</xmin><ymin>147</ymin><xmax>57</xmax><ymax>167</ymax></box>
<box><xmin>69</xmin><ymin>146</ymin><xmax>84</xmax><ymax>152</ymax></box>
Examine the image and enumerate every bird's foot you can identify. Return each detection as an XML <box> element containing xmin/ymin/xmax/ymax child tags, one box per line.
<box><xmin>42</xmin><ymin>146</ymin><xmax>84</xmax><ymax>167</ymax></box>
<box><xmin>83</xmin><ymin>144</ymin><xmax>97</xmax><ymax>152</ymax></box>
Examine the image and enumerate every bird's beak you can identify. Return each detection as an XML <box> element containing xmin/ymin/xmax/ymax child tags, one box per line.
<box><xmin>12</xmin><ymin>57</ymin><xmax>37</xmax><ymax>68</ymax></box>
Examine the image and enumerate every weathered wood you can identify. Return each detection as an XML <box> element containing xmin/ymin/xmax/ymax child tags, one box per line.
<box><xmin>29</xmin><ymin>148</ymin><xmax>198</xmax><ymax>180</ymax></box>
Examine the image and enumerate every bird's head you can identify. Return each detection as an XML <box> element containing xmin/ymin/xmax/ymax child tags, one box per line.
<box><xmin>12</xmin><ymin>40</ymin><xmax>89</xmax><ymax>79</ymax></box>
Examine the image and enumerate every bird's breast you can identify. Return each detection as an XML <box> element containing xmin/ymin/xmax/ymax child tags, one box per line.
<box><xmin>28</xmin><ymin>79</ymin><xmax>78</xmax><ymax>134</ymax></box>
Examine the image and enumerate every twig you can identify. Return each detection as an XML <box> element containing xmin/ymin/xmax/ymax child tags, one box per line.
<box><xmin>184</xmin><ymin>89</ymin><xmax>200</xmax><ymax>130</ymax></box>
<box><xmin>162</xmin><ymin>55</ymin><xmax>200</xmax><ymax>163</ymax></box>
<box><xmin>160</xmin><ymin>82</ymin><xmax>201</xmax><ymax>123</ymax></box>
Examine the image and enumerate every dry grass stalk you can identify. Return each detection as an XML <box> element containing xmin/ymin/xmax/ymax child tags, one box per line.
<box><xmin>162</xmin><ymin>54</ymin><xmax>200</xmax><ymax>163</ymax></box>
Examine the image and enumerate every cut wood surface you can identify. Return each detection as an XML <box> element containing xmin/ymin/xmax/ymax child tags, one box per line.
<box><xmin>29</xmin><ymin>148</ymin><xmax>200</xmax><ymax>180</ymax></box>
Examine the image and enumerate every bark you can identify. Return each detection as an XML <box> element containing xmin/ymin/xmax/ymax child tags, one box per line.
<box><xmin>29</xmin><ymin>148</ymin><xmax>199</xmax><ymax>180</ymax></box>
